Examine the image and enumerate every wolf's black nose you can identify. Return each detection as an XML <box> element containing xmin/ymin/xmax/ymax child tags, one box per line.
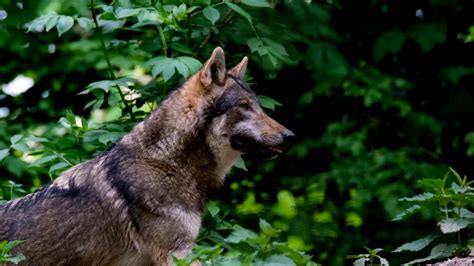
<box><xmin>282</xmin><ymin>130</ymin><xmax>295</xmax><ymax>145</ymax></box>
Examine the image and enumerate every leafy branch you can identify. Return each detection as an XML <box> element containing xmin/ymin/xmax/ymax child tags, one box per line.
<box><xmin>90</xmin><ymin>0</ymin><xmax>137</xmax><ymax>122</ymax></box>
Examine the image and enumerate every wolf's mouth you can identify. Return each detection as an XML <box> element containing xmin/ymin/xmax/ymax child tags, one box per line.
<box><xmin>230</xmin><ymin>135</ymin><xmax>285</xmax><ymax>160</ymax></box>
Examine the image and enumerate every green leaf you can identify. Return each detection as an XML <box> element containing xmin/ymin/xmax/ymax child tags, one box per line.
<box><xmin>392</xmin><ymin>204</ymin><xmax>421</xmax><ymax>221</ymax></box>
<box><xmin>449</xmin><ymin>167</ymin><xmax>463</xmax><ymax>183</ymax></box>
<box><xmin>133</xmin><ymin>9</ymin><xmax>162</xmax><ymax>27</ymax></box>
<box><xmin>353</xmin><ymin>258</ymin><xmax>370</xmax><ymax>266</ymax></box>
<box><xmin>233</xmin><ymin>157</ymin><xmax>248</xmax><ymax>171</ymax></box>
<box><xmin>406</xmin><ymin>243</ymin><xmax>456</xmax><ymax>264</ymax></box>
<box><xmin>258</xmin><ymin>95</ymin><xmax>283</xmax><ymax>110</ymax></box>
<box><xmin>259</xmin><ymin>219</ymin><xmax>272</xmax><ymax>231</ymax></box>
<box><xmin>56</xmin><ymin>16</ymin><xmax>74</xmax><ymax>37</ymax></box>
<box><xmin>438</xmin><ymin>218</ymin><xmax>472</xmax><ymax>234</ymax></box>
<box><xmin>26</xmin><ymin>13</ymin><xmax>55</xmax><ymax>33</ymax></box>
<box><xmin>85</xmin><ymin>80</ymin><xmax>117</xmax><ymax>93</ymax></box>
<box><xmin>115</xmin><ymin>7</ymin><xmax>140</xmax><ymax>18</ymax></box>
<box><xmin>7</xmin><ymin>254</ymin><xmax>26</xmax><ymax>264</ymax></box>
<box><xmin>256</xmin><ymin>254</ymin><xmax>296</xmax><ymax>266</ymax></box>
<box><xmin>373</xmin><ymin>29</ymin><xmax>406</xmax><ymax>62</ymax></box>
<box><xmin>176</xmin><ymin>56</ymin><xmax>202</xmax><ymax>74</ymax></box>
<box><xmin>77</xmin><ymin>17</ymin><xmax>95</xmax><ymax>31</ymax></box>
<box><xmin>407</xmin><ymin>24</ymin><xmax>446</xmax><ymax>52</ymax></box>
<box><xmin>172</xmin><ymin>4</ymin><xmax>188</xmax><ymax>21</ymax></box>
<box><xmin>247</xmin><ymin>37</ymin><xmax>263</xmax><ymax>53</ymax></box>
<box><xmin>259</xmin><ymin>219</ymin><xmax>279</xmax><ymax>236</ymax></box>
<box><xmin>225</xmin><ymin>1</ymin><xmax>252</xmax><ymax>25</ymax></box>
<box><xmin>451</xmin><ymin>181</ymin><xmax>467</xmax><ymax>194</ymax></box>
<box><xmin>0</xmin><ymin>149</ymin><xmax>9</xmax><ymax>161</ymax></box>
<box><xmin>98</xmin><ymin>19</ymin><xmax>126</xmax><ymax>33</ymax></box>
<box><xmin>49</xmin><ymin>162</ymin><xmax>69</xmax><ymax>175</ymax></box>
<box><xmin>147</xmin><ymin>56</ymin><xmax>175</xmax><ymax>80</ymax></box>
<box><xmin>224</xmin><ymin>226</ymin><xmax>259</xmax><ymax>243</ymax></box>
<box><xmin>3</xmin><ymin>240</ymin><xmax>24</xmax><ymax>253</ymax></box>
<box><xmin>173</xmin><ymin>60</ymin><xmax>189</xmax><ymax>79</ymax></box>
<box><xmin>393</xmin><ymin>235</ymin><xmax>436</xmax><ymax>252</ymax></box>
<box><xmin>203</xmin><ymin>7</ymin><xmax>220</xmax><ymax>25</ymax></box>
<box><xmin>378</xmin><ymin>256</ymin><xmax>389</xmax><ymax>265</ymax></box>
<box><xmin>460</xmin><ymin>208</ymin><xmax>474</xmax><ymax>218</ymax></box>
<box><xmin>10</xmin><ymin>134</ymin><xmax>23</xmax><ymax>145</ymax></box>
<box><xmin>170</xmin><ymin>43</ymin><xmax>192</xmax><ymax>55</ymax></box>
<box><xmin>25</xmin><ymin>136</ymin><xmax>49</xmax><ymax>143</ymax></box>
<box><xmin>30</xmin><ymin>154</ymin><xmax>58</xmax><ymax>167</ymax></box>
<box><xmin>241</xmin><ymin>0</ymin><xmax>272</xmax><ymax>8</ymax></box>
<box><xmin>208</xmin><ymin>205</ymin><xmax>220</xmax><ymax>217</ymax></box>
<box><xmin>45</xmin><ymin>14</ymin><xmax>59</xmax><ymax>32</ymax></box>
<box><xmin>11</xmin><ymin>143</ymin><xmax>29</xmax><ymax>153</ymax></box>
<box><xmin>162</xmin><ymin>64</ymin><xmax>176</xmax><ymax>81</ymax></box>
<box><xmin>399</xmin><ymin>192</ymin><xmax>434</xmax><ymax>202</ymax></box>
<box><xmin>98</xmin><ymin>132</ymin><xmax>124</xmax><ymax>145</ymax></box>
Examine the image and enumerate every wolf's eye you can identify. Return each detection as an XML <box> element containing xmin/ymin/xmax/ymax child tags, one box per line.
<box><xmin>239</xmin><ymin>103</ymin><xmax>251</xmax><ymax>111</ymax></box>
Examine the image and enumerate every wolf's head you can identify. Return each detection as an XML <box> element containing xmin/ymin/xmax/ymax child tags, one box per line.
<box><xmin>198</xmin><ymin>47</ymin><xmax>295</xmax><ymax>161</ymax></box>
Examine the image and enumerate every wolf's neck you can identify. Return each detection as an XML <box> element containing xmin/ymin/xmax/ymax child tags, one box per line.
<box><xmin>118</xmin><ymin>113</ymin><xmax>228</xmax><ymax>203</ymax></box>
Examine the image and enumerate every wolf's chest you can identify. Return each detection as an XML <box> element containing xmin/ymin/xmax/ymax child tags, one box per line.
<box><xmin>168</xmin><ymin>207</ymin><xmax>202</xmax><ymax>239</ymax></box>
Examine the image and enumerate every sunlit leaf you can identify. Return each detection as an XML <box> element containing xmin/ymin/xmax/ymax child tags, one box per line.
<box><xmin>393</xmin><ymin>235</ymin><xmax>436</xmax><ymax>252</ymax></box>
<box><xmin>224</xmin><ymin>226</ymin><xmax>258</xmax><ymax>243</ymax></box>
<box><xmin>30</xmin><ymin>154</ymin><xmax>58</xmax><ymax>167</ymax></box>
<box><xmin>56</xmin><ymin>16</ymin><xmax>74</xmax><ymax>37</ymax></box>
<box><xmin>241</xmin><ymin>0</ymin><xmax>272</xmax><ymax>8</ymax></box>
<box><xmin>176</xmin><ymin>56</ymin><xmax>202</xmax><ymax>74</ymax></box>
<box><xmin>256</xmin><ymin>254</ymin><xmax>295</xmax><ymax>266</ymax></box>
<box><xmin>77</xmin><ymin>17</ymin><xmax>95</xmax><ymax>31</ymax></box>
<box><xmin>438</xmin><ymin>218</ymin><xmax>472</xmax><ymax>234</ymax></box>
<box><xmin>392</xmin><ymin>204</ymin><xmax>422</xmax><ymax>221</ymax></box>
<box><xmin>45</xmin><ymin>14</ymin><xmax>59</xmax><ymax>32</ymax></box>
<box><xmin>460</xmin><ymin>208</ymin><xmax>474</xmax><ymax>218</ymax></box>
<box><xmin>399</xmin><ymin>192</ymin><xmax>434</xmax><ymax>202</ymax></box>
<box><xmin>353</xmin><ymin>258</ymin><xmax>369</xmax><ymax>266</ymax></box>
<box><xmin>98</xmin><ymin>19</ymin><xmax>126</xmax><ymax>33</ymax></box>
<box><xmin>11</xmin><ymin>143</ymin><xmax>29</xmax><ymax>153</ymax></box>
<box><xmin>0</xmin><ymin>149</ymin><xmax>9</xmax><ymax>161</ymax></box>
<box><xmin>115</xmin><ymin>7</ymin><xmax>140</xmax><ymax>18</ymax></box>
<box><xmin>406</xmin><ymin>244</ymin><xmax>456</xmax><ymax>264</ymax></box>
<box><xmin>10</xmin><ymin>134</ymin><xmax>23</xmax><ymax>145</ymax></box>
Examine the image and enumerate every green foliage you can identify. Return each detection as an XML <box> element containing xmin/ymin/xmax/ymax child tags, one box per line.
<box><xmin>347</xmin><ymin>247</ymin><xmax>389</xmax><ymax>266</ymax></box>
<box><xmin>173</xmin><ymin>206</ymin><xmax>317</xmax><ymax>266</ymax></box>
<box><xmin>392</xmin><ymin>168</ymin><xmax>474</xmax><ymax>264</ymax></box>
<box><xmin>2</xmin><ymin>0</ymin><xmax>474</xmax><ymax>265</ymax></box>
<box><xmin>0</xmin><ymin>240</ymin><xmax>25</xmax><ymax>265</ymax></box>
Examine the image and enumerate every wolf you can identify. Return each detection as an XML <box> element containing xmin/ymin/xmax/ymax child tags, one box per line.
<box><xmin>0</xmin><ymin>47</ymin><xmax>294</xmax><ymax>265</ymax></box>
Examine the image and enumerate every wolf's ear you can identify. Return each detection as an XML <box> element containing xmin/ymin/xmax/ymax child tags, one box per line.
<box><xmin>228</xmin><ymin>56</ymin><xmax>248</xmax><ymax>79</ymax></box>
<box><xmin>200</xmin><ymin>47</ymin><xmax>226</xmax><ymax>87</ymax></box>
